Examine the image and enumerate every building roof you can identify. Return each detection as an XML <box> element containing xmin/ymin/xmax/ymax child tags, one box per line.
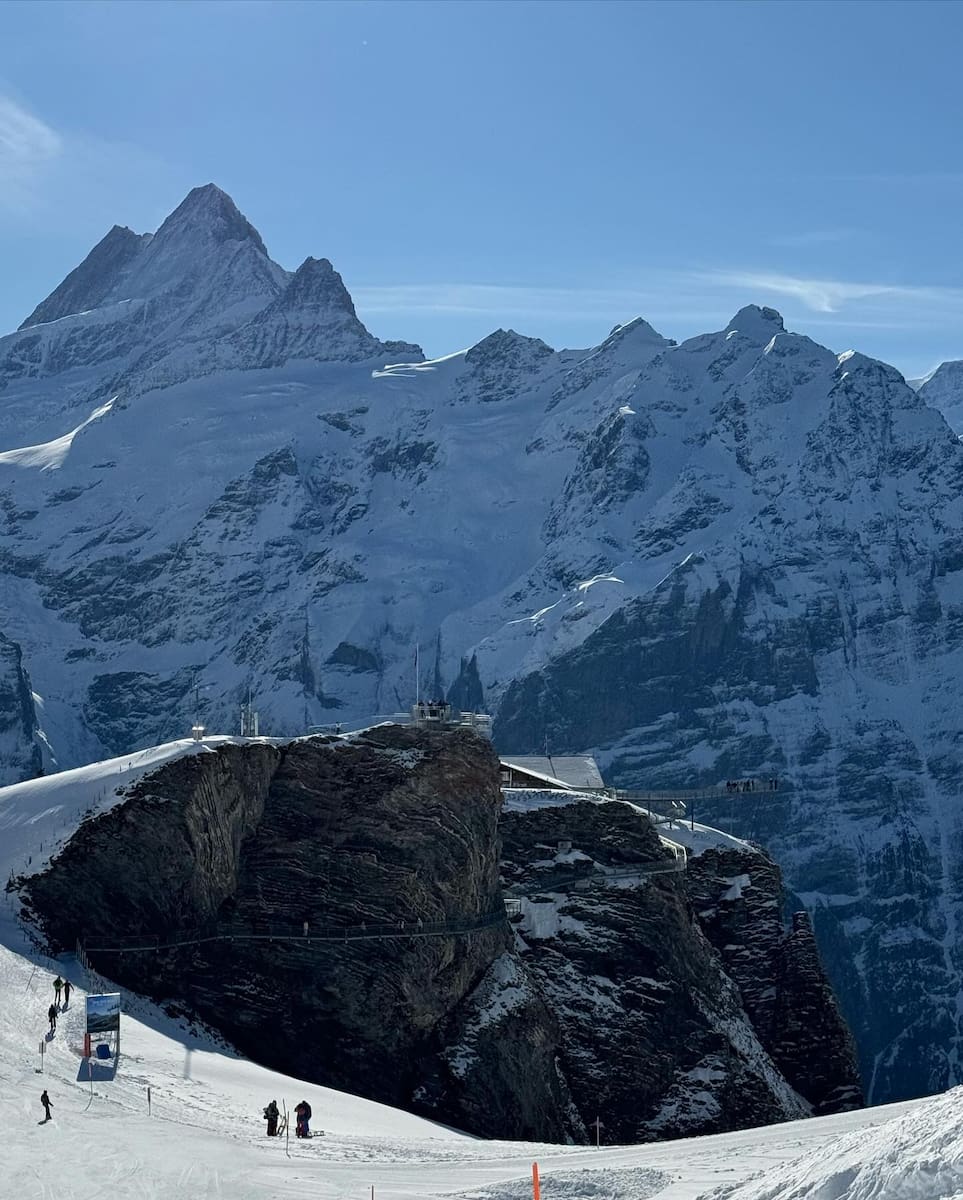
<box><xmin>501</xmin><ymin>755</ymin><xmax>606</xmax><ymax>790</ymax></box>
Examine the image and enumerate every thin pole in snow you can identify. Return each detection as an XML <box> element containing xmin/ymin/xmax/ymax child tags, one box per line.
<box><xmin>147</xmin><ymin>1086</ymin><xmax>151</xmax><ymax>1115</ymax></box>
<box><xmin>532</xmin><ymin>1162</ymin><xmax>541</xmax><ymax>1200</ymax></box>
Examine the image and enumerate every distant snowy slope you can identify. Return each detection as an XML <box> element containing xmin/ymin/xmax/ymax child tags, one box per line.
<box><xmin>917</xmin><ymin>358</ymin><xmax>963</xmax><ymax>433</ymax></box>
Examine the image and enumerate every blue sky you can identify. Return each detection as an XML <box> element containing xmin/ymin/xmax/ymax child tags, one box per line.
<box><xmin>1</xmin><ymin>0</ymin><xmax>961</xmax><ymax>377</ymax></box>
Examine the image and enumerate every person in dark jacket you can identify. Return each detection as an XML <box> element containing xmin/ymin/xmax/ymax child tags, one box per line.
<box><xmin>53</xmin><ymin>976</ymin><xmax>63</xmax><ymax>1006</ymax></box>
<box><xmin>63</xmin><ymin>979</ymin><xmax>72</xmax><ymax>1008</ymax></box>
<box><xmin>264</xmin><ymin>1099</ymin><xmax>279</xmax><ymax>1136</ymax></box>
<box><xmin>294</xmin><ymin>1099</ymin><xmax>311</xmax><ymax>1137</ymax></box>
<box><xmin>40</xmin><ymin>1090</ymin><xmax>52</xmax><ymax>1121</ymax></box>
<box><xmin>47</xmin><ymin>1003</ymin><xmax>57</xmax><ymax>1033</ymax></box>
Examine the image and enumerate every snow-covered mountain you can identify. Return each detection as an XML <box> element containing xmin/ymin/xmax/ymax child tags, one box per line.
<box><xmin>916</xmin><ymin>359</ymin><xmax>963</xmax><ymax>434</ymax></box>
<box><xmin>2</xmin><ymin>185</ymin><xmax>963</xmax><ymax>1106</ymax></box>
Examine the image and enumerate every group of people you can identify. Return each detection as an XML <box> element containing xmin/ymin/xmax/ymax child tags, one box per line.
<box><xmin>725</xmin><ymin>778</ymin><xmax>780</xmax><ymax>793</ymax></box>
<box><xmin>263</xmin><ymin>1098</ymin><xmax>313</xmax><ymax>1138</ymax></box>
<box><xmin>47</xmin><ymin>975</ymin><xmax>72</xmax><ymax>1033</ymax></box>
<box><xmin>415</xmin><ymin>700</ymin><xmax>448</xmax><ymax>721</ymax></box>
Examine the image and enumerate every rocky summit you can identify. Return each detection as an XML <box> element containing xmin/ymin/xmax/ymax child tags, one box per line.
<box><xmin>16</xmin><ymin>728</ymin><xmax>859</xmax><ymax>1141</ymax></box>
<box><xmin>1</xmin><ymin>185</ymin><xmax>963</xmax><ymax>1104</ymax></box>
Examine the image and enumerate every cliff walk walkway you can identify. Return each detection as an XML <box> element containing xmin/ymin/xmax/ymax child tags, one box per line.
<box><xmin>611</xmin><ymin>778</ymin><xmax>780</xmax><ymax>828</ymax></box>
<box><xmin>505</xmin><ymin>854</ymin><xmax>686</xmax><ymax>899</ymax></box>
<box><xmin>81</xmin><ymin>853</ymin><xmax>687</xmax><ymax>958</ymax></box>
<box><xmin>82</xmin><ymin>908</ymin><xmax>509</xmax><ymax>956</ymax></box>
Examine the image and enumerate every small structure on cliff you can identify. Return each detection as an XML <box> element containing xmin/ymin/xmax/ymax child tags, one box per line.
<box><xmin>499</xmin><ymin>756</ymin><xmax>605</xmax><ymax>792</ymax></box>
<box><xmin>410</xmin><ymin>701</ymin><xmax>493</xmax><ymax>738</ymax></box>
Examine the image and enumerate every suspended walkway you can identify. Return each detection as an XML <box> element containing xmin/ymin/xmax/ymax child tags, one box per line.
<box><xmin>611</xmin><ymin>777</ymin><xmax>780</xmax><ymax>828</ymax></box>
<box><xmin>82</xmin><ymin>853</ymin><xmax>688</xmax><ymax>958</ymax></box>
<box><xmin>505</xmin><ymin>854</ymin><xmax>686</xmax><ymax>900</ymax></box>
<box><xmin>83</xmin><ymin>908</ymin><xmax>508</xmax><ymax>957</ymax></box>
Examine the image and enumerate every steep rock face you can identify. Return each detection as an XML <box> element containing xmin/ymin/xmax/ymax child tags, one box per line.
<box><xmin>498</xmin><ymin>797</ymin><xmax>817</xmax><ymax>1142</ymax></box>
<box><xmin>19</xmin><ymin>225</ymin><xmax>152</xmax><ymax>330</ymax></box>
<box><xmin>0</xmin><ymin>634</ymin><xmax>43</xmax><ymax>786</ymax></box>
<box><xmin>19</xmin><ymin>728</ymin><xmax>576</xmax><ymax>1140</ymax></box>
<box><xmin>233</xmin><ymin>257</ymin><xmax>423</xmax><ymax>367</ymax></box>
<box><xmin>686</xmin><ymin>846</ymin><xmax>861</xmax><ymax>1114</ymax></box>
<box><xmin>774</xmin><ymin>911</ymin><xmax>863</xmax><ymax>1115</ymax></box>
<box><xmin>457</xmin><ymin>330</ymin><xmax>556</xmax><ymax>404</ymax></box>
<box><xmin>21</xmin><ymin>742</ymin><xmax>279</xmax><ymax>934</ymax></box>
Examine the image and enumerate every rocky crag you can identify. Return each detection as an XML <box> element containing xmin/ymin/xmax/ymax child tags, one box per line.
<box><xmin>20</xmin><ymin>727</ymin><xmax>575</xmax><ymax>1140</ymax></box>
<box><xmin>19</xmin><ymin>730</ymin><xmax>859</xmax><ymax>1140</ymax></box>
<box><xmin>0</xmin><ymin>634</ymin><xmax>44</xmax><ymax>786</ymax></box>
<box><xmin>499</xmin><ymin>792</ymin><xmax>861</xmax><ymax>1141</ymax></box>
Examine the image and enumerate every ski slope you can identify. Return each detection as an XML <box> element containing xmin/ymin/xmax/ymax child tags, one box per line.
<box><xmin>0</xmin><ymin>742</ymin><xmax>957</xmax><ymax>1199</ymax></box>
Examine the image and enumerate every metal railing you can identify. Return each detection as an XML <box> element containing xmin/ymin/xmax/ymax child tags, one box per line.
<box><xmin>83</xmin><ymin>908</ymin><xmax>508</xmax><ymax>956</ymax></box>
<box><xmin>505</xmin><ymin>855</ymin><xmax>686</xmax><ymax>898</ymax></box>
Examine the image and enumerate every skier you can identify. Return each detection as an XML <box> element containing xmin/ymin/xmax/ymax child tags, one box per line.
<box><xmin>263</xmin><ymin>1099</ymin><xmax>279</xmax><ymax>1137</ymax></box>
<box><xmin>294</xmin><ymin>1099</ymin><xmax>311</xmax><ymax>1138</ymax></box>
<box><xmin>53</xmin><ymin>976</ymin><xmax>63</xmax><ymax>1006</ymax></box>
<box><xmin>40</xmin><ymin>1090</ymin><xmax>52</xmax><ymax>1122</ymax></box>
<box><xmin>63</xmin><ymin>979</ymin><xmax>72</xmax><ymax>1008</ymax></box>
<box><xmin>47</xmin><ymin>1003</ymin><xmax>57</xmax><ymax>1033</ymax></box>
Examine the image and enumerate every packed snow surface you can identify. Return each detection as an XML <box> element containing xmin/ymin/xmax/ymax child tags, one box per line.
<box><xmin>0</xmin><ymin>741</ymin><xmax>952</xmax><ymax>1199</ymax></box>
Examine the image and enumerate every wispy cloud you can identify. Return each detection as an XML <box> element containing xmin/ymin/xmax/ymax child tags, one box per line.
<box><xmin>693</xmin><ymin>269</ymin><xmax>963</xmax><ymax>316</ymax></box>
<box><xmin>0</xmin><ymin>96</ymin><xmax>62</xmax><ymax>210</ymax></box>
<box><xmin>355</xmin><ymin>272</ymin><xmax>963</xmax><ymax>329</ymax></box>
<box><xmin>0</xmin><ymin>90</ymin><xmax>184</xmax><ymax>238</ymax></box>
<box><xmin>356</xmin><ymin>283</ymin><xmax>649</xmax><ymax>318</ymax></box>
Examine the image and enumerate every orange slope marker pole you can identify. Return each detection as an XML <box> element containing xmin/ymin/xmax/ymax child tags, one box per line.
<box><xmin>533</xmin><ymin>1162</ymin><xmax>541</xmax><ymax>1200</ymax></box>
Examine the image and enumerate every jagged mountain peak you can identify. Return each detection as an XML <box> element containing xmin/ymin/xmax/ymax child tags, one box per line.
<box><xmin>603</xmin><ymin>316</ymin><xmax>671</xmax><ymax>348</ymax></box>
<box><xmin>150</xmin><ymin>184</ymin><xmax>269</xmax><ymax>257</ymax></box>
<box><xmin>724</xmin><ymin>304</ymin><xmax>785</xmax><ymax>341</ymax></box>
<box><xmin>275</xmin><ymin>257</ymin><xmax>357</xmax><ymax>315</ymax></box>
<box><xmin>18</xmin><ymin>223</ymin><xmax>153</xmax><ymax>330</ymax></box>
<box><xmin>465</xmin><ymin>328</ymin><xmax>555</xmax><ymax>367</ymax></box>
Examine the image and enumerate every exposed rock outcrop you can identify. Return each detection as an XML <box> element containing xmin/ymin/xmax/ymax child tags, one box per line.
<box><xmin>19</xmin><ymin>728</ymin><xmax>575</xmax><ymax>1140</ymax></box>
<box><xmin>0</xmin><ymin>634</ymin><xmax>44</xmax><ymax>786</ymax></box>
<box><xmin>18</xmin><ymin>729</ymin><xmax>862</xmax><ymax>1141</ymax></box>
<box><xmin>686</xmin><ymin>845</ymin><xmax>862</xmax><ymax>1115</ymax></box>
<box><xmin>498</xmin><ymin>795</ymin><xmax>860</xmax><ymax>1141</ymax></box>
